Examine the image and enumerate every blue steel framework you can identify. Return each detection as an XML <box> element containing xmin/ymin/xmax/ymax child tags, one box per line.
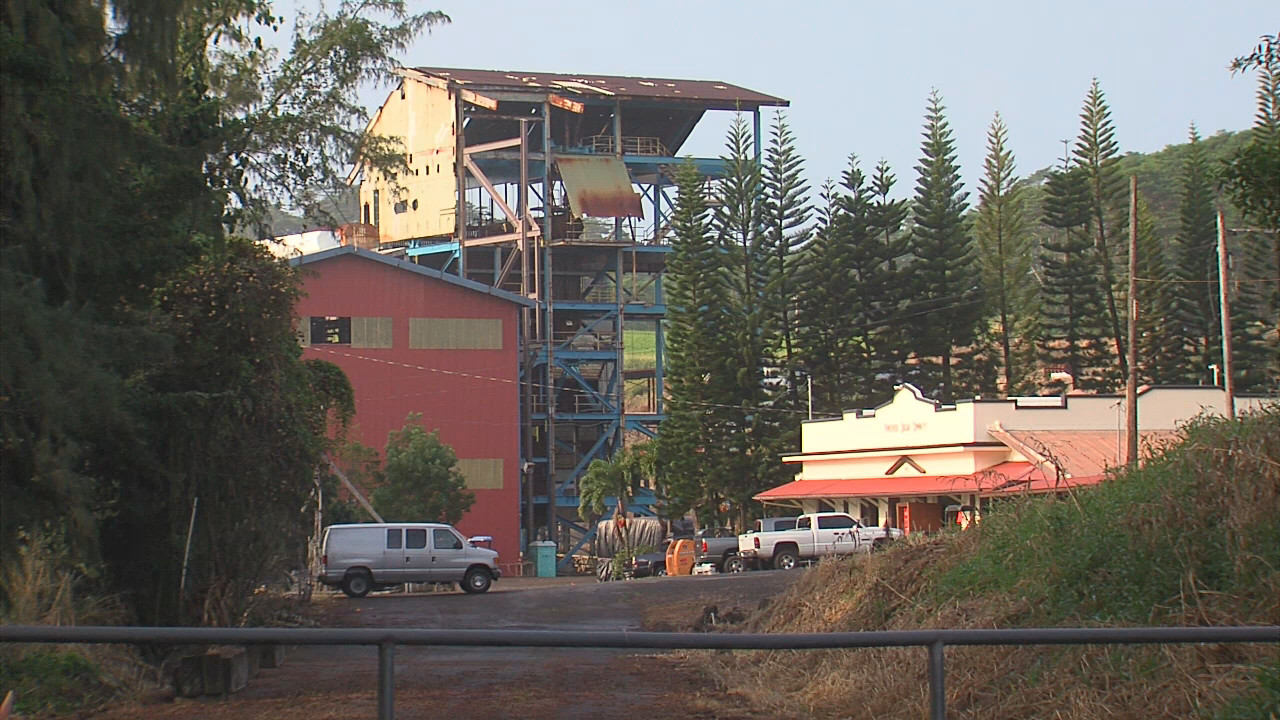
<box><xmin>393</xmin><ymin>69</ymin><xmax>787</xmax><ymax>565</ymax></box>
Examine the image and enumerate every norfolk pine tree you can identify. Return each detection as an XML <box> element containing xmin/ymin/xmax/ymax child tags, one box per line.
<box><xmin>837</xmin><ymin>156</ymin><xmax>901</xmax><ymax>406</ymax></box>
<box><xmin>1133</xmin><ymin>197</ymin><xmax>1184</xmax><ymax>385</ymax></box>
<box><xmin>908</xmin><ymin>90</ymin><xmax>983</xmax><ymax>401</ymax></box>
<box><xmin>795</xmin><ymin>181</ymin><xmax>856</xmax><ymax>415</ymax></box>
<box><xmin>1040</xmin><ymin>163</ymin><xmax>1112</xmax><ymax>392</ymax></box>
<box><xmin>761</xmin><ymin>114</ymin><xmax>811</xmax><ymax>418</ymax></box>
<box><xmin>1172</xmin><ymin>125</ymin><xmax>1221</xmax><ymax>384</ymax></box>
<box><xmin>1074</xmin><ymin>79</ymin><xmax>1128</xmax><ymax>385</ymax></box>
<box><xmin>657</xmin><ymin>160</ymin><xmax>733</xmax><ymax>518</ymax></box>
<box><xmin>975</xmin><ymin>112</ymin><xmax>1039</xmax><ymax>395</ymax></box>
<box><xmin>711</xmin><ymin>115</ymin><xmax>787</xmax><ymax>513</ymax></box>
<box><xmin>868</xmin><ymin>159</ymin><xmax>913</xmax><ymax>392</ymax></box>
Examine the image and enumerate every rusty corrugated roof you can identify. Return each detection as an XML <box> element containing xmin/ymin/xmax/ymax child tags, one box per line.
<box><xmin>1006</xmin><ymin>430</ymin><xmax>1181</xmax><ymax>478</ymax></box>
<box><xmin>553</xmin><ymin>154</ymin><xmax>643</xmax><ymax>218</ymax></box>
<box><xmin>413</xmin><ymin>67</ymin><xmax>788</xmax><ymax>108</ymax></box>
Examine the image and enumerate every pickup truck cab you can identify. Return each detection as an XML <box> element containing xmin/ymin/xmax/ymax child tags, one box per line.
<box><xmin>693</xmin><ymin>527</ymin><xmax>743</xmax><ymax>573</ymax></box>
<box><xmin>738</xmin><ymin>513</ymin><xmax>902</xmax><ymax>570</ymax></box>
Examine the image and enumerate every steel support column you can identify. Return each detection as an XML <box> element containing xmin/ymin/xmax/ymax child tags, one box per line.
<box><xmin>928</xmin><ymin>640</ymin><xmax>946</xmax><ymax>720</ymax></box>
<box><xmin>378</xmin><ymin>641</ymin><xmax>395</xmax><ymax>720</ymax></box>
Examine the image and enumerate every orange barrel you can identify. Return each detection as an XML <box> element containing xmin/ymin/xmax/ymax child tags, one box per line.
<box><xmin>665</xmin><ymin>538</ymin><xmax>696</xmax><ymax>576</ymax></box>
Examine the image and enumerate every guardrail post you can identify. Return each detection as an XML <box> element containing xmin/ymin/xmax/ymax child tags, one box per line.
<box><xmin>378</xmin><ymin>641</ymin><xmax>395</xmax><ymax>720</ymax></box>
<box><xmin>928</xmin><ymin>639</ymin><xmax>946</xmax><ymax>720</ymax></box>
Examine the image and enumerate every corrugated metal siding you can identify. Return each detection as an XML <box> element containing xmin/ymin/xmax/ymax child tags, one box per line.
<box><xmin>554</xmin><ymin>154</ymin><xmax>643</xmax><ymax>218</ymax></box>
<box><xmin>409</xmin><ymin>318</ymin><xmax>503</xmax><ymax>350</ymax></box>
<box><xmin>352</xmin><ymin>317</ymin><xmax>393</xmax><ymax>348</ymax></box>
<box><xmin>457</xmin><ymin>458</ymin><xmax>504</xmax><ymax>490</ymax></box>
<box><xmin>296</xmin><ymin>253</ymin><xmax>521</xmax><ymax>563</ymax></box>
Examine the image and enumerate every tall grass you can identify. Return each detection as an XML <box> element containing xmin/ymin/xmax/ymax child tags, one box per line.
<box><xmin>0</xmin><ymin>527</ymin><xmax>144</xmax><ymax>714</ymax></box>
<box><xmin>927</xmin><ymin>408</ymin><xmax>1280</xmax><ymax>626</ymax></box>
<box><xmin>706</xmin><ymin>407</ymin><xmax>1280</xmax><ymax>719</ymax></box>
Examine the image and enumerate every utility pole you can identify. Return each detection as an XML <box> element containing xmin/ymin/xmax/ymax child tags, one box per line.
<box><xmin>1217</xmin><ymin>209</ymin><xmax>1236</xmax><ymax>419</ymax></box>
<box><xmin>1126</xmin><ymin>176</ymin><xmax>1138</xmax><ymax>465</ymax></box>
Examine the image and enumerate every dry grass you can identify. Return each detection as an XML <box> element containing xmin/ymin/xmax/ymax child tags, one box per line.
<box><xmin>0</xmin><ymin>528</ymin><xmax>156</xmax><ymax>714</ymax></box>
<box><xmin>703</xmin><ymin>408</ymin><xmax>1280</xmax><ymax>719</ymax></box>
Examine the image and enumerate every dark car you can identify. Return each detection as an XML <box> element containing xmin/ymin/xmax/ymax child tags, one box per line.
<box><xmin>625</xmin><ymin>548</ymin><xmax>668</xmax><ymax>578</ymax></box>
<box><xmin>622</xmin><ymin>535</ymin><xmax>693</xmax><ymax>578</ymax></box>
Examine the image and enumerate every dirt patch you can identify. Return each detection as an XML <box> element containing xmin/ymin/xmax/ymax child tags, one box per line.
<box><xmin>85</xmin><ymin>571</ymin><xmax>801</xmax><ymax>720</ymax></box>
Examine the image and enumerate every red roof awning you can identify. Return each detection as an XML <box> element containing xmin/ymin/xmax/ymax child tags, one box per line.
<box><xmin>755</xmin><ymin>462</ymin><xmax>1103</xmax><ymax>501</ymax></box>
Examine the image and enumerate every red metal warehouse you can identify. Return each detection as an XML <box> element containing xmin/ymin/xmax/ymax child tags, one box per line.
<box><xmin>291</xmin><ymin>246</ymin><xmax>534</xmax><ymax>566</ymax></box>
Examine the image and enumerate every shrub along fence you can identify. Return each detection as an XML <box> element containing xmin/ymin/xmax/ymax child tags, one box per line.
<box><xmin>2</xmin><ymin>624</ymin><xmax>1277</xmax><ymax>720</ymax></box>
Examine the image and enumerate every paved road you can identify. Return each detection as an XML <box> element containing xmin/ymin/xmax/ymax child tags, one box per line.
<box><xmin>103</xmin><ymin>571</ymin><xmax>801</xmax><ymax>719</ymax></box>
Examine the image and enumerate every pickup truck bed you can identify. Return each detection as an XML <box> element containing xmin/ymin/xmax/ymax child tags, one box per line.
<box><xmin>738</xmin><ymin>513</ymin><xmax>902</xmax><ymax>570</ymax></box>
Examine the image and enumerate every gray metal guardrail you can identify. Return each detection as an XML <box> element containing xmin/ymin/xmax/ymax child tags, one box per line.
<box><xmin>3</xmin><ymin>624</ymin><xmax>1277</xmax><ymax>720</ymax></box>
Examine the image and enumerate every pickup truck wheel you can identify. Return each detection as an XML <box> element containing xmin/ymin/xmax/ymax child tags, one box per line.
<box><xmin>341</xmin><ymin>571</ymin><xmax>372</xmax><ymax>598</ymax></box>
<box><xmin>653</xmin><ymin>565</ymin><xmax>667</xmax><ymax>577</ymax></box>
<box><xmin>462</xmin><ymin>568</ymin><xmax>492</xmax><ymax>594</ymax></box>
<box><xmin>773</xmin><ymin>549</ymin><xmax>800</xmax><ymax>571</ymax></box>
<box><xmin>872</xmin><ymin>538</ymin><xmax>890</xmax><ymax>552</ymax></box>
<box><xmin>723</xmin><ymin>555</ymin><xmax>745</xmax><ymax>573</ymax></box>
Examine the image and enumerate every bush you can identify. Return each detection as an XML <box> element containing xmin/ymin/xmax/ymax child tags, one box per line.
<box><xmin>0</xmin><ymin>649</ymin><xmax>113</xmax><ymax>714</ymax></box>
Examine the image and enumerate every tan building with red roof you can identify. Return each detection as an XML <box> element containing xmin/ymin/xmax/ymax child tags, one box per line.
<box><xmin>759</xmin><ymin>384</ymin><xmax>1274</xmax><ymax>533</ymax></box>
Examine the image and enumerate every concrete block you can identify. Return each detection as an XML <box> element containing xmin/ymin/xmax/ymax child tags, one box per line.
<box><xmin>201</xmin><ymin>646</ymin><xmax>248</xmax><ymax>695</ymax></box>
<box><xmin>174</xmin><ymin>655</ymin><xmax>205</xmax><ymax>698</ymax></box>
<box><xmin>246</xmin><ymin>644</ymin><xmax>261</xmax><ymax>678</ymax></box>
<box><xmin>258</xmin><ymin>644</ymin><xmax>286</xmax><ymax>669</ymax></box>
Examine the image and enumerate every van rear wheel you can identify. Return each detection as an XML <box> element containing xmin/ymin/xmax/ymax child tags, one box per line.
<box><xmin>462</xmin><ymin>568</ymin><xmax>492</xmax><ymax>594</ymax></box>
<box><xmin>341</xmin><ymin>571</ymin><xmax>372</xmax><ymax>598</ymax></box>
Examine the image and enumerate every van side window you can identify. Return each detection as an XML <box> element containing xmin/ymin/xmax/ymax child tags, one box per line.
<box><xmin>406</xmin><ymin>529</ymin><xmax>427</xmax><ymax>549</ymax></box>
<box><xmin>434</xmin><ymin>529</ymin><xmax>463</xmax><ymax>550</ymax></box>
<box><xmin>386</xmin><ymin>529</ymin><xmax>402</xmax><ymax>549</ymax></box>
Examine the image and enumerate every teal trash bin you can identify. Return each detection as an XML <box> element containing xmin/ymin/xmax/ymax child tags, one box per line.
<box><xmin>530</xmin><ymin>541</ymin><xmax>557</xmax><ymax>578</ymax></box>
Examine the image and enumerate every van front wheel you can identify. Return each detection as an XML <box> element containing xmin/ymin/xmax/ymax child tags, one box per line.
<box><xmin>462</xmin><ymin>568</ymin><xmax>492</xmax><ymax>594</ymax></box>
<box><xmin>341</xmin><ymin>571</ymin><xmax>372</xmax><ymax>598</ymax></box>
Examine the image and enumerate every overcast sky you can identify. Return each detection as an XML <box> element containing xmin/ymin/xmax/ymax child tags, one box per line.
<box><xmin>354</xmin><ymin>2</ymin><xmax>1272</xmax><ymax>199</ymax></box>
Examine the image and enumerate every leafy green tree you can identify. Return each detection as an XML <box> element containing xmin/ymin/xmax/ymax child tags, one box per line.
<box><xmin>191</xmin><ymin>1</ymin><xmax>449</xmax><ymax>232</ymax></box>
<box><xmin>1221</xmin><ymin>35</ymin><xmax>1280</xmax><ymax>235</ymax></box>
<box><xmin>578</xmin><ymin>442</ymin><xmax>657</xmax><ymax>531</ymax></box>
<box><xmin>1172</xmin><ymin>125</ymin><xmax>1221</xmax><ymax>384</ymax></box>
<box><xmin>1040</xmin><ymin>164</ymin><xmax>1112</xmax><ymax>392</ymax></box>
<box><xmin>113</xmin><ymin>238</ymin><xmax>354</xmax><ymax>626</ymax></box>
<box><xmin>0</xmin><ymin>0</ymin><xmax>443</xmax><ymax>627</ymax></box>
<box><xmin>975</xmin><ymin>112</ymin><xmax>1039</xmax><ymax>394</ymax></box>
<box><xmin>1220</xmin><ymin>37</ymin><xmax>1279</xmax><ymax>389</ymax></box>
<box><xmin>907</xmin><ymin>90</ymin><xmax>982</xmax><ymax>401</ymax></box>
<box><xmin>371</xmin><ymin>414</ymin><xmax>474</xmax><ymax>524</ymax></box>
<box><xmin>1073</xmin><ymin>79</ymin><xmax>1128</xmax><ymax>382</ymax></box>
<box><xmin>657</xmin><ymin>159</ymin><xmax>733</xmax><ymax>519</ymax></box>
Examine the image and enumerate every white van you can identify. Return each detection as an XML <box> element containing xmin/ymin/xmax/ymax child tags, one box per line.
<box><xmin>319</xmin><ymin>523</ymin><xmax>501</xmax><ymax>597</ymax></box>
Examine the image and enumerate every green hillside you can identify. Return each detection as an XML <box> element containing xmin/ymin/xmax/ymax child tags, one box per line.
<box><xmin>1020</xmin><ymin>129</ymin><xmax>1254</xmax><ymax>248</ymax></box>
<box><xmin>707</xmin><ymin>408</ymin><xmax>1280</xmax><ymax>719</ymax></box>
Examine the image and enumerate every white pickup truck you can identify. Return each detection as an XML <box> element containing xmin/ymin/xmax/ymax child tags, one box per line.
<box><xmin>737</xmin><ymin>512</ymin><xmax>904</xmax><ymax>570</ymax></box>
